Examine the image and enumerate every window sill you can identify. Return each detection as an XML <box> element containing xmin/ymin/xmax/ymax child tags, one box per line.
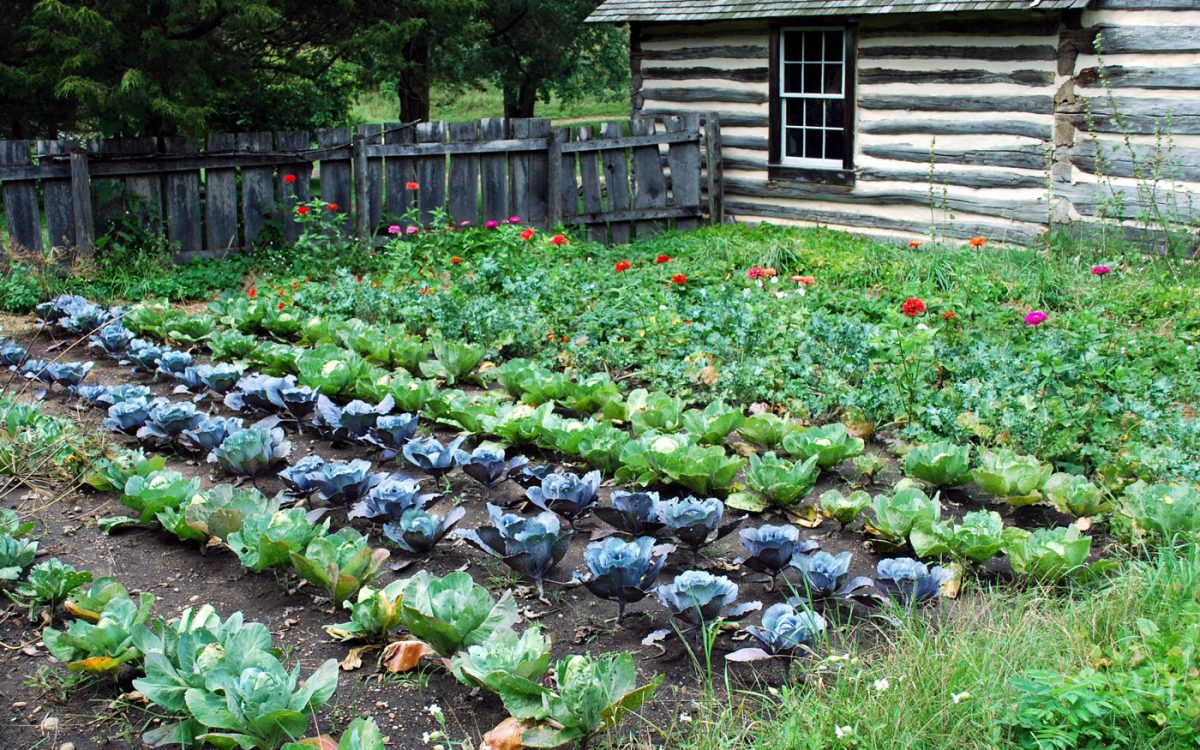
<box><xmin>768</xmin><ymin>165</ymin><xmax>856</xmax><ymax>187</ymax></box>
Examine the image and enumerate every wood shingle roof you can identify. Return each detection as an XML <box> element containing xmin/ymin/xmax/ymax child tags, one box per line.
<box><xmin>586</xmin><ymin>0</ymin><xmax>1090</xmax><ymax>23</ymax></box>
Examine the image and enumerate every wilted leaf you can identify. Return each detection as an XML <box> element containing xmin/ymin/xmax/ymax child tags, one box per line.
<box><xmin>788</xmin><ymin>504</ymin><xmax>824</xmax><ymax>528</ymax></box>
<box><xmin>1074</xmin><ymin>516</ymin><xmax>1093</xmax><ymax>532</ymax></box>
<box><xmin>292</xmin><ymin>736</ymin><xmax>338</xmax><ymax>750</ymax></box>
<box><xmin>725</xmin><ymin>647</ymin><xmax>774</xmax><ymax>662</ymax></box>
<box><xmin>698</xmin><ymin>366</ymin><xmax>719</xmax><ymax>386</ymax></box>
<box><xmin>482</xmin><ymin>717</ymin><xmax>528</xmax><ymax>750</ymax></box>
<box><xmin>381</xmin><ymin>639</ymin><xmax>431</xmax><ymax>672</ymax></box>
<box><xmin>941</xmin><ymin>562</ymin><xmax>964</xmax><ymax>599</ymax></box>
<box><xmin>340</xmin><ymin>644</ymin><xmax>378</xmax><ymax>671</ymax></box>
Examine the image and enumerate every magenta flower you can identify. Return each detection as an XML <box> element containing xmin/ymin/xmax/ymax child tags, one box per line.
<box><xmin>387</xmin><ymin>224</ymin><xmax>402</xmax><ymax>235</ymax></box>
<box><xmin>747</xmin><ymin>267</ymin><xmax>768</xmax><ymax>279</ymax></box>
<box><xmin>406</xmin><ymin>226</ymin><xmax>419</xmax><ymax>235</ymax></box>
<box><xmin>1024</xmin><ymin>310</ymin><xmax>1048</xmax><ymax>327</ymax></box>
<box><xmin>460</xmin><ymin>220</ymin><xmax>471</xmax><ymax>227</ymax></box>
<box><xmin>508</xmin><ymin>215</ymin><xmax>521</xmax><ymax>223</ymax></box>
<box><xmin>1091</xmin><ymin>264</ymin><xmax>1112</xmax><ymax>276</ymax></box>
<box><xmin>485</xmin><ymin>220</ymin><xmax>500</xmax><ymax>230</ymax></box>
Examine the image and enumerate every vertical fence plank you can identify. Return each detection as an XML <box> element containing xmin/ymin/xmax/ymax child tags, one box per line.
<box><xmin>239</xmin><ymin>132</ymin><xmax>275</xmax><ymax>245</ymax></box>
<box><xmin>125</xmin><ymin>137</ymin><xmax>162</xmax><ymax>233</ymax></box>
<box><xmin>357</xmin><ymin>124</ymin><xmax>384</xmax><ymax>232</ymax></box>
<box><xmin>383</xmin><ymin>122</ymin><xmax>416</xmax><ymax>226</ymax></box>
<box><xmin>0</xmin><ymin>140</ymin><xmax>43</xmax><ymax>253</ymax></box>
<box><xmin>205</xmin><ymin>133</ymin><xmax>239</xmax><ymax>253</ymax></box>
<box><xmin>161</xmin><ymin>137</ymin><xmax>203</xmax><ymax>256</ymax></box>
<box><xmin>277</xmin><ymin>130</ymin><xmax>312</xmax><ymax>242</ymax></box>
<box><xmin>352</xmin><ymin>135</ymin><xmax>371</xmax><ymax>241</ymax></box>
<box><xmin>316</xmin><ymin>127</ymin><xmax>352</xmax><ymax>224</ymax></box>
<box><xmin>480</xmin><ymin>118</ymin><xmax>508</xmax><ymax>222</ymax></box>
<box><xmin>90</xmin><ymin>138</ymin><xmax>127</xmax><ymax>233</ymax></box>
<box><xmin>415</xmin><ymin>121</ymin><xmax>446</xmax><ymax>225</ymax></box>
<box><xmin>510</xmin><ymin>118</ymin><xmax>550</xmax><ymax>227</ymax></box>
<box><xmin>549</xmin><ymin>127</ymin><xmax>576</xmax><ymax>226</ymax></box>
<box><xmin>665</xmin><ymin>113</ymin><xmax>702</xmax><ymax>232</ymax></box>
<box><xmin>447</xmin><ymin>121</ymin><xmax>480</xmax><ymax>225</ymax></box>
<box><xmin>577</xmin><ymin>127</ymin><xmax>607</xmax><ymax>244</ymax></box>
<box><xmin>69</xmin><ymin>150</ymin><xmax>95</xmax><ymax>262</ymax></box>
<box><xmin>705</xmin><ymin>113</ymin><xmax>724</xmax><ymax>225</ymax></box>
<box><xmin>601</xmin><ymin>123</ymin><xmax>632</xmax><ymax>244</ymax></box>
<box><xmin>39</xmin><ymin>139</ymin><xmax>76</xmax><ymax>251</ymax></box>
<box><xmin>630</xmin><ymin>118</ymin><xmax>668</xmax><ymax>239</ymax></box>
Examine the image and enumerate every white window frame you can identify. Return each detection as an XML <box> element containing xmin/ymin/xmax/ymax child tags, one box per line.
<box><xmin>777</xmin><ymin>26</ymin><xmax>847</xmax><ymax>171</ymax></box>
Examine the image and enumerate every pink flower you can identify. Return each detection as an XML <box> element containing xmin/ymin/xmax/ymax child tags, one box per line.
<box><xmin>1091</xmin><ymin>264</ymin><xmax>1112</xmax><ymax>276</ymax></box>
<box><xmin>747</xmin><ymin>267</ymin><xmax>768</xmax><ymax>279</ymax></box>
<box><xmin>1024</xmin><ymin>310</ymin><xmax>1048</xmax><ymax>327</ymax></box>
<box><xmin>485</xmin><ymin>220</ymin><xmax>500</xmax><ymax>230</ymax></box>
<box><xmin>508</xmin><ymin>215</ymin><xmax>521</xmax><ymax>223</ymax></box>
<box><xmin>460</xmin><ymin>220</ymin><xmax>471</xmax><ymax>227</ymax></box>
<box><xmin>406</xmin><ymin>226</ymin><xmax>419</xmax><ymax>235</ymax></box>
<box><xmin>387</xmin><ymin>225</ymin><xmax>402</xmax><ymax>235</ymax></box>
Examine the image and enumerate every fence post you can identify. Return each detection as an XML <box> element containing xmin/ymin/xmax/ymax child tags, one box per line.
<box><xmin>705</xmin><ymin>112</ymin><xmax>724</xmax><ymax>225</ymax></box>
<box><xmin>547</xmin><ymin>129</ymin><xmax>563</xmax><ymax>228</ymax></box>
<box><xmin>352</xmin><ymin>134</ymin><xmax>371</xmax><ymax>242</ymax></box>
<box><xmin>69</xmin><ymin>147</ymin><xmax>95</xmax><ymax>263</ymax></box>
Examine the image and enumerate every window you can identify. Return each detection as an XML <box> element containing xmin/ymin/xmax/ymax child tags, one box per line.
<box><xmin>770</xmin><ymin>26</ymin><xmax>855</xmax><ymax>179</ymax></box>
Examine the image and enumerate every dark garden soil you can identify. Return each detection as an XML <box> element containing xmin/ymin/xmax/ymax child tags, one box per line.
<box><xmin>0</xmin><ymin>316</ymin><xmax>1110</xmax><ymax>750</ymax></box>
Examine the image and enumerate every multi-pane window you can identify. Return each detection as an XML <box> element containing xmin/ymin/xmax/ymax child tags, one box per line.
<box><xmin>779</xmin><ymin>29</ymin><xmax>847</xmax><ymax>169</ymax></box>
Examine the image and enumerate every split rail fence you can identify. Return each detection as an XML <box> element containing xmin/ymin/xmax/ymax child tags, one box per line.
<box><xmin>0</xmin><ymin>114</ymin><xmax>723</xmax><ymax>263</ymax></box>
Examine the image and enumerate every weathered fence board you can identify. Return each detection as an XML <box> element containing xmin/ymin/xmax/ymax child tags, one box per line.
<box><xmin>0</xmin><ymin>115</ymin><xmax>715</xmax><ymax>264</ymax></box>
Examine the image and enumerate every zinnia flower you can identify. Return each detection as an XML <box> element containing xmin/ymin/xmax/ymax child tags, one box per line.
<box><xmin>968</xmin><ymin>236</ymin><xmax>987</xmax><ymax>248</ymax></box>
<box><xmin>508</xmin><ymin>215</ymin><xmax>521</xmax><ymax>223</ymax></box>
<box><xmin>520</xmin><ymin>228</ymin><xmax>536</xmax><ymax>241</ymax></box>
<box><xmin>790</xmin><ymin>275</ymin><xmax>815</xmax><ymax>285</ymax></box>
<box><xmin>747</xmin><ymin>267</ymin><xmax>768</xmax><ymax>279</ymax></box>
<box><xmin>327</xmin><ymin>203</ymin><xmax>339</xmax><ymax>211</ymax></box>
<box><xmin>1024</xmin><ymin>310</ymin><xmax>1048</xmax><ymax>327</ymax></box>
<box><xmin>615</xmin><ymin>260</ymin><xmax>632</xmax><ymax>273</ymax></box>
<box><xmin>1091</xmin><ymin>264</ymin><xmax>1112</xmax><ymax>276</ymax></box>
<box><xmin>485</xmin><ymin>220</ymin><xmax>500</xmax><ymax>230</ymax></box>
<box><xmin>406</xmin><ymin>181</ymin><xmax>420</xmax><ymax>190</ymax></box>
<box><xmin>671</xmin><ymin>274</ymin><xmax>687</xmax><ymax>285</ymax></box>
<box><xmin>451</xmin><ymin>256</ymin><xmax>463</xmax><ymax>265</ymax></box>
<box><xmin>406</xmin><ymin>226</ymin><xmax>419</xmax><ymax>235</ymax></box>
<box><xmin>901</xmin><ymin>298</ymin><xmax>926</xmax><ymax>317</ymax></box>
<box><xmin>909</xmin><ymin>241</ymin><xmax>923</xmax><ymax>248</ymax></box>
<box><xmin>656</xmin><ymin>254</ymin><xmax>670</xmax><ymax>264</ymax></box>
<box><xmin>248</xmin><ymin>287</ymin><xmax>257</xmax><ymax>298</ymax></box>
<box><xmin>387</xmin><ymin>224</ymin><xmax>402</xmax><ymax>234</ymax></box>
<box><xmin>296</xmin><ymin>206</ymin><xmax>309</xmax><ymax>216</ymax></box>
<box><xmin>283</xmin><ymin>174</ymin><xmax>297</xmax><ymax>184</ymax></box>
<box><xmin>460</xmin><ymin>220</ymin><xmax>471</xmax><ymax>227</ymax></box>
<box><xmin>942</xmin><ymin>310</ymin><xmax>957</xmax><ymax>321</ymax></box>
<box><xmin>277</xmin><ymin>301</ymin><xmax>285</xmax><ymax>310</ymax></box>
<box><xmin>550</xmin><ymin>234</ymin><xmax>568</xmax><ymax>246</ymax></box>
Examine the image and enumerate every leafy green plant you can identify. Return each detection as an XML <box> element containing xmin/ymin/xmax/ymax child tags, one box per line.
<box><xmin>289</xmin><ymin>527</ymin><xmax>389</xmax><ymax>605</ymax></box>
<box><xmin>1002</xmin><ymin>526</ymin><xmax>1093</xmax><ymax>582</ymax></box>
<box><xmin>818</xmin><ymin>489</ymin><xmax>871</xmax><ymax>528</ymax></box>
<box><xmin>43</xmin><ymin>593</ymin><xmax>155</xmax><ymax>676</ymax></box>
<box><xmin>909</xmin><ymin>510</ymin><xmax>1005</xmax><ymax>564</ymax></box>
<box><xmin>625</xmin><ymin>389</ymin><xmax>685</xmax><ymax>436</ymax></box>
<box><xmin>119</xmin><ymin>470</ymin><xmax>202</xmax><ymax>525</ymax></box>
<box><xmin>324</xmin><ymin>580</ymin><xmax>406</xmax><ymax>641</ymax></box>
<box><xmin>497</xmin><ymin>652</ymin><xmax>662</xmax><ymax>749</ymax></box>
<box><xmin>209</xmin><ymin>330</ymin><xmax>259</xmax><ymax>361</ymax></box>
<box><xmin>9</xmin><ymin>558</ymin><xmax>92</xmax><ymax>616</ymax></box>
<box><xmin>904</xmin><ymin>441</ymin><xmax>972</xmax><ymax>488</ymax></box>
<box><xmin>728</xmin><ymin>453</ymin><xmax>819</xmax><ymax>512</ymax></box>
<box><xmin>782</xmin><ymin>423</ymin><xmax>864</xmax><ymax>468</ymax></box>
<box><xmin>64</xmin><ymin>577</ymin><xmax>137</xmax><ymax>622</ymax></box>
<box><xmin>84</xmin><ymin>448</ymin><xmax>167</xmax><ymax>492</ymax></box>
<box><xmin>1044</xmin><ymin>473</ymin><xmax>1110</xmax><ymax>518</ymax></box>
<box><xmin>395</xmin><ymin>571</ymin><xmax>519</xmax><ymax>657</ymax></box>
<box><xmin>972</xmin><ymin>450</ymin><xmax>1052</xmax><ymax>507</ymax></box>
<box><xmin>419</xmin><ymin>338</ymin><xmax>485</xmax><ymax>385</ymax></box>
<box><xmin>0</xmin><ymin>533</ymin><xmax>38</xmax><ymax>582</ymax></box>
<box><xmin>450</xmin><ymin>625</ymin><xmax>552</xmax><ymax>695</ymax></box>
<box><xmin>1113</xmin><ymin>480</ymin><xmax>1200</xmax><ymax>546</ymax></box>
<box><xmin>228</xmin><ymin>509</ymin><xmax>328</xmax><ymax>572</ymax></box>
<box><xmin>158</xmin><ymin>485</ymin><xmax>277</xmax><ymax>544</ymax></box>
<box><xmin>864</xmin><ymin>482</ymin><xmax>942</xmax><ymax>550</ymax></box>
<box><xmin>280</xmin><ymin>718</ymin><xmax>387</xmax><ymax>750</ymax></box>
<box><xmin>616</xmin><ymin>434</ymin><xmax>744</xmax><ymax>495</ymax></box>
<box><xmin>296</xmin><ymin>345</ymin><xmax>373</xmax><ymax>397</ymax></box>
<box><xmin>737</xmin><ymin>413</ymin><xmax>794</xmax><ymax>450</ymax></box>
<box><xmin>681</xmin><ymin>400</ymin><xmax>746</xmax><ymax>446</ymax></box>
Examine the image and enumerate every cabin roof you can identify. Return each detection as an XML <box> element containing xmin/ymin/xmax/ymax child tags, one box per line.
<box><xmin>586</xmin><ymin>0</ymin><xmax>1089</xmax><ymax>23</ymax></box>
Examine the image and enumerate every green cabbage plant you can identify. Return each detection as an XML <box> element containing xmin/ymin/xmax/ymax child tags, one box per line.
<box><xmin>9</xmin><ymin>558</ymin><xmax>92</xmax><ymax>616</ymax></box>
<box><xmin>84</xmin><ymin>448</ymin><xmax>167</xmax><ymax>492</ymax></box>
<box><xmin>549</xmin><ymin>419</ymin><xmax>631</xmax><ymax>474</ymax></box>
<box><xmin>972</xmin><ymin>450</ymin><xmax>1052</xmax><ymax>507</ymax></box>
<box><xmin>728</xmin><ymin>453</ymin><xmax>819</xmax><ymax>512</ymax></box>
<box><xmin>44</xmin><ymin>593</ymin><xmax>155</xmax><ymax>676</ymax></box>
<box><xmin>1002</xmin><ymin>526</ymin><xmax>1093</xmax><ymax>581</ymax></box>
<box><xmin>297</xmin><ymin>345</ymin><xmax>372</xmax><ymax>397</ymax></box>
<box><xmin>159</xmin><ymin>485</ymin><xmax>278</xmax><ymax>544</ymax></box>
<box><xmin>395</xmin><ymin>571</ymin><xmax>519</xmax><ymax>657</ymax></box>
<box><xmin>120</xmin><ymin>470</ymin><xmax>201</xmax><ymax>525</ymax></box>
<box><xmin>681</xmin><ymin>400</ymin><xmax>746</xmax><ymax>446</ymax></box>
<box><xmin>909</xmin><ymin>510</ymin><xmax>1005</xmax><ymax>564</ymax></box>
<box><xmin>737</xmin><ymin>413</ymin><xmax>795</xmax><ymax>450</ymax></box>
<box><xmin>1044</xmin><ymin>473</ymin><xmax>1110</xmax><ymax>518</ymax></box>
<box><xmin>617</xmin><ymin>434</ymin><xmax>744</xmax><ymax>495</ymax></box>
<box><xmin>625</xmin><ymin>389</ymin><xmax>684</xmax><ymax>436</ymax></box>
<box><xmin>324</xmin><ymin>580</ymin><xmax>406</xmax><ymax>642</ymax></box>
<box><xmin>289</xmin><ymin>527</ymin><xmax>390</xmax><ymax>605</ymax></box>
<box><xmin>1113</xmin><ymin>480</ymin><xmax>1200</xmax><ymax>546</ymax></box>
<box><xmin>419</xmin><ymin>339</ymin><xmax>485</xmax><ymax>385</ymax></box>
<box><xmin>450</xmin><ymin>626</ymin><xmax>552</xmax><ymax>695</ymax></box>
<box><xmin>0</xmin><ymin>533</ymin><xmax>38</xmax><ymax>582</ymax></box>
<box><xmin>782</xmin><ymin>423</ymin><xmax>865</xmax><ymax>468</ymax></box>
<box><xmin>819</xmin><ymin>489</ymin><xmax>871</xmax><ymax>528</ymax></box>
<box><xmin>280</xmin><ymin>718</ymin><xmax>386</xmax><ymax>750</ymax></box>
<box><xmin>865</xmin><ymin>482</ymin><xmax>942</xmax><ymax>550</ymax></box>
<box><xmin>904</xmin><ymin>441</ymin><xmax>972</xmax><ymax>487</ymax></box>
<box><xmin>228</xmin><ymin>509</ymin><xmax>328</xmax><ymax>572</ymax></box>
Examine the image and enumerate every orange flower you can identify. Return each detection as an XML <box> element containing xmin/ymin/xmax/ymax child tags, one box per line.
<box><xmin>790</xmin><ymin>275</ymin><xmax>815</xmax><ymax>285</ymax></box>
<box><xmin>451</xmin><ymin>256</ymin><xmax>463</xmax><ymax>265</ymax></box>
<box><xmin>764</xmin><ymin>268</ymin><xmax>777</xmax><ymax>277</ymax></box>
<box><xmin>371</xmin><ymin>280</ymin><xmax>380</xmax><ymax>288</ymax></box>
<box><xmin>561</xmin><ymin>335</ymin><xmax>569</xmax><ymax>343</ymax></box>
<box><xmin>656</xmin><ymin>254</ymin><xmax>670</xmax><ymax>264</ymax></box>
<box><xmin>909</xmin><ymin>241</ymin><xmax>923</xmax><ymax>248</ymax></box>
<box><xmin>420</xmin><ymin>286</ymin><xmax>434</xmax><ymax>296</ymax></box>
<box><xmin>671</xmin><ymin>274</ymin><xmax>687</xmax><ymax>285</ymax></box>
<box><xmin>968</xmin><ymin>236</ymin><xmax>987</xmax><ymax>248</ymax></box>
<box><xmin>520</xmin><ymin>228</ymin><xmax>536</xmax><ymax>241</ymax></box>
<box><xmin>942</xmin><ymin>310</ymin><xmax>957</xmax><ymax>321</ymax></box>
<box><xmin>406</xmin><ymin>181</ymin><xmax>420</xmax><ymax>190</ymax></box>
<box><xmin>550</xmin><ymin>234</ymin><xmax>568</xmax><ymax>246</ymax></box>
<box><xmin>327</xmin><ymin>203</ymin><xmax>340</xmax><ymax>211</ymax></box>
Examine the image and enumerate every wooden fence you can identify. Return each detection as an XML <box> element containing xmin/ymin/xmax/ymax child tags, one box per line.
<box><xmin>0</xmin><ymin>115</ymin><xmax>723</xmax><ymax>262</ymax></box>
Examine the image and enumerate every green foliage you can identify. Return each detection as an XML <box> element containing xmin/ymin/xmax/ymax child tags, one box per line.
<box><xmin>904</xmin><ymin>441</ymin><xmax>973</xmax><ymax>488</ymax></box>
<box><xmin>64</xmin><ymin>577</ymin><xmax>137</xmax><ymax>622</ymax></box>
<box><xmin>395</xmin><ymin>571</ymin><xmax>519</xmax><ymax>658</ymax></box>
<box><xmin>783</xmin><ymin>423</ymin><xmax>865</xmax><ymax>468</ymax></box>
<box><xmin>84</xmin><ymin>448</ymin><xmax>167</xmax><ymax>492</ymax></box>
<box><xmin>729</xmin><ymin>453</ymin><xmax>819</xmax><ymax>512</ymax></box>
<box><xmin>681</xmin><ymin>400</ymin><xmax>746</xmax><ymax>446</ymax></box>
<box><xmin>625</xmin><ymin>389</ymin><xmax>685</xmax><ymax>436</ymax></box>
<box><xmin>449</xmin><ymin>626</ymin><xmax>553</xmax><ymax>695</ymax></box>
<box><xmin>158</xmin><ymin>485</ymin><xmax>276</xmax><ymax>544</ymax></box>
<box><xmin>865</xmin><ymin>483</ymin><xmax>942</xmax><ymax>550</ymax></box>
<box><xmin>616</xmin><ymin>434</ymin><xmax>744</xmax><ymax>495</ymax></box>
<box><xmin>120</xmin><ymin>470</ymin><xmax>201</xmax><ymax>524</ymax></box>
<box><xmin>43</xmin><ymin>593</ymin><xmax>155</xmax><ymax>676</ymax></box>
<box><xmin>910</xmin><ymin>510</ymin><xmax>1006</xmax><ymax>564</ymax></box>
<box><xmin>819</xmin><ymin>489</ymin><xmax>871</xmax><ymax>527</ymax></box>
<box><xmin>1113</xmin><ymin>480</ymin><xmax>1200</xmax><ymax>547</ymax></box>
<box><xmin>0</xmin><ymin>533</ymin><xmax>38</xmax><ymax>582</ymax></box>
<box><xmin>1044</xmin><ymin>473</ymin><xmax>1110</xmax><ymax>518</ymax></box>
<box><xmin>228</xmin><ymin>509</ymin><xmax>327</xmax><ymax>573</ymax></box>
<box><xmin>324</xmin><ymin>580</ymin><xmax>406</xmax><ymax>642</ymax></box>
<box><xmin>737</xmin><ymin>413</ymin><xmax>795</xmax><ymax>451</ymax></box>
<box><xmin>419</xmin><ymin>338</ymin><xmax>486</xmax><ymax>385</ymax></box>
<box><xmin>1002</xmin><ymin>526</ymin><xmax>1093</xmax><ymax>582</ymax></box>
<box><xmin>296</xmin><ymin>345</ymin><xmax>372</xmax><ymax>396</ymax></box>
<box><xmin>972</xmin><ymin>450</ymin><xmax>1053</xmax><ymax>507</ymax></box>
<box><xmin>288</xmin><ymin>528</ymin><xmax>389</xmax><ymax>605</ymax></box>
<box><xmin>9</xmin><ymin>558</ymin><xmax>93</xmax><ymax>615</ymax></box>
<box><xmin>280</xmin><ymin>718</ymin><xmax>387</xmax><ymax>750</ymax></box>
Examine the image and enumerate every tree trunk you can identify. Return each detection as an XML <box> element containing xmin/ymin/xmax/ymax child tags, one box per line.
<box><xmin>502</xmin><ymin>77</ymin><xmax>537</xmax><ymax>119</ymax></box>
<box><xmin>397</xmin><ymin>37</ymin><xmax>431</xmax><ymax>123</ymax></box>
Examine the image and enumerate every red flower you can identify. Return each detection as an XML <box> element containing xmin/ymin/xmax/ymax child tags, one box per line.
<box><xmin>277</xmin><ymin>301</ymin><xmax>285</xmax><ymax>311</ymax></box>
<box><xmin>615</xmin><ymin>260</ymin><xmax>632</xmax><ymax>273</ymax></box>
<box><xmin>790</xmin><ymin>275</ymin><xmax>815</xmax><ymax>285</ymax></box>
<box><xmin>296</xmin><ymin>206</ymin><xmax>310</xmax><ymax>216</ymax></box>
<box><xmin>909</xmin><ymin>241</ymin><xmax>923</xmax><ymax>248</ymax></box>
<box><xmin>968</xmin><ymin>236</ymin><xmax>987</xmax><ymax>248</ymax></box>
<box><xmin>520</xmin><ymin>228</ymin><xmax>536</xmax><ymax>241</ymax></box>
<box><xmin>406</xmin><ymin>181</ymin><xmax>420</xmax><ymax>190</ymax></box>
<box><xmin>901</xmin><ymin>297</ymin><xmax>926</xmax><ymax>317</ymax></box>
<box><xmin>283</xmin><ymin>174</ymin><xmax>297</xmax><ymax>184</ymax></box>
<box><xmin>327</xmin><ymin>203</ymin><xmax>339</xmax><ymax>211</ymax></box>
<box><xmin>248</xmin><ymin>287</ymin><xmax>257</xmax><ymax>298</ymax></box>
<box><xmin>671</xmin><ymin>274</ymin><xmax>687</xmax><ymax>285</ymax></box>
<box><xmin>278</xmin><ymin>289</ymin><xmax>284</xmax><ymax>297</ymax></box>
<box><xmin>354</xmin><ymin>276</ymin><xmax>362</xmax><ymax>283</ymax></box>
<box><xmin>561</xmin><ymin>335</ymin><xmax>569</xmax><ymax>343</ymax></box>
<box><xmin>656</xmin><ymin>254</ymin><xmax>670</xmax><ymax>264</ymax></box>
<box><xmin>451</xmin><ymin>256</ymin><xmax>463</xmax><ymax>265</ymax></box>
<box><xmin>942</xmin><ymin>310</ymin><xmax>957</xmax><ymax>321</ymax></box>
<box><xmin>305</xmin><ymin>277</ymin><xmax>311</xmax><ymax>283</ymax></box>
<box><xmin>550</xmin><ymin>234</ymin><xmax>568</xmax><ymax>246</ymax></box>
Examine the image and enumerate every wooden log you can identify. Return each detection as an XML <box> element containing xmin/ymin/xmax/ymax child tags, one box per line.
<box><xmin>858</xmin><ymin>68</ymin><xmax>1055</xmax><ymax>86</ymax></box>
<box><xmin>630</xmin><ymin>118</ymin><xmax>669</xmax><ymax>239</ymax></box>
<box><xmin>238</xmin><ymin>132</ymin><xmax>275</xmax><ymax>245</ymax></box>
<box><xmin>447</xmin><ymin>121</ymin><xmax>480</xmax><ymax>225</ymax></box>
<box><xmin>1063</xmin><ymin>97</ymin><xmax>1200</xmax><ymax>135</ymax></box>
<box><xmin>859</xmin><ymin>166</ymin><xmax>1047</xmax><ymax>190</ymax></box>
<box><xmin>640</xmin><ymin>45</ymin><xmax>769</xmax><ymax>62</ymax></box>
<box><xmin>352</xmin><ymin>134</ymin><xmax>371</xmax><ymax>240</ymax></box>
<box><xmin>862</xmin><ymin>143</ymin><xmax>1049</xmax><ymax>170</ymax></box>
<box><xmin>276</xmin><ymin>130</ymin><xmax>312</xmax><ymax>243</ymax></box>
<box><xmin>561</xmin><ymin>132</ymin><xmax>697</xmax><ymax>152</ymax></box>
<box><xmin>1088</xmin><ymin>25</ymin><xmax>1200</xmax><ymax>54</ymax></box>
<box><xmin>479</xmin><ymin>118</ymin><xmax>509</xmax><ymax>223</ymax></box>
<box><xmin>665</xmin><ymin>113</ymin><xmax>702</xmax><ymax>233</ymax></box>
<box><xmin>0</xmin><ymin>140</ymin><xmax>42</xmax><ymax>253</ymax></box>
<box><xmin>861</xmin><ymin>15</ymin><xmax>1060</xmax><ymax>37</ymax></box>
<box><xmin>383</xmin><ymin>122</ymin><xmax>416</xmax><ymax>225</ymax></box>
<box><xmin>39</xmin><ymin>139</ymin><xmax>76</xmax><ymax>251</ymax></box>
<box><xmin>705</xmin><ymin>112</ymin><xmax>725</xmax><ymax>225</ymax></box>
<box><xmin>640</xmin><ymin>66</ymin><xmax>769</xmax><ymax>82</ymax></box>
<box><xmin>415</xmin><ymin>121</ymin><xmax>446</xmax><ymax>226</ymax></box>
<box><xmin>510</xmin><ymin>119</ymin><xmax>551</xmax><ymax>227</ymax></box>
<box><xmin>643</xmin><ymin>108</ymin><xmax>768</xmax><ymax>128</ymax></box>
<box><xmin>547</xmin><ymin>128</ymin><xmax>567</xmax><ymax>228</ymax></box>
<box><xmin>576</xmin><ymin>127</ymin><xmax>607</xmax><ymax>244</ymax></box>
<box><xmin>723</xmin><ymin>135</ymin><xmax>769</xmax><ymax>150</ymax></box>
<box><xmin>357</xmin><ymin>124</ymin><xmax>384</xmax><ymax>231</ymax></box>
<box><xmin>601</xmin><ymin>122</ymin><xmax>632</xmax><ymax>244</ymax></box>
<box><xmin>1065</xmin><ymin>141</ymin><xmax>1200</xmax><ymax>181</ymax></box>
<box><xmin>860</xmin><ymin>95</ymin><xmax>1054</xmax><ymax>115</ymax></box>
<box><xmin>643</xmin><ymin>87</ymin><xmax>768</xmax><ymax>104</ymax></box>
<box><xmin>1077</xmin><ymin>65</ymin><xmax>1200</xmax><ymax>90</ymax></box>
<box><xmin>69</xmin><ymin>150</ymin><xmax>95</xmax><ymax>262</ymax></box>
<box><xmin>860</xmin><ymin>118</ymin><xmax>1050</xmax><ymax>139</ymax></box>
<box><xmin>859</xmin><ymin>44</ymin><xmax>1057</xmax><ymax>61</ymax></box>
<box><xmin>161</xmin><ymin>136</ymin><xmax>203</xmax><ymax>255</ymax></box>
<box><xmin>573</xmin><ymin>205</ymin><xmax>701</xmax><ymax>224</ymax></box>
<box><xmin>204</xmin><ymin>133</ymin><xmax>240</xmax><ymax>253</ymax></box>
<box><xmin>315</xmin><ymin>127</ymin><xmax>352</xmax><ymax>224</ymax></box>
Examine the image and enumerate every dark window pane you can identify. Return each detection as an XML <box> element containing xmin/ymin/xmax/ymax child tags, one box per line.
<box><xmin>784</xmin><ymin>63</ymin><xmax>804</xmax><ymax>94</ymax></box>
<box><xmin>805</xmin><ymin>99</ymin><xmax>823</xmax><ymax>127</ymax></box>
<box><xmin>825</xmin><ymin>31</ymin><xmax>843</xmax><ymax>62</ymax></box>
<box><xmin>826</xmin><ymin>99</ymin><xmax>845</xmax><ymax>128</ymax></box>
<box><xmin>803</xmin><ymin>31</ymin><xmax>822</xmax><ymax>62</ymax></box>
<box><xmin>786</xmin><ymin>101</ymin><xmax>804</xmax><ymax>127</ymax></box>
<box><xmin>783</xmin><ymin>32</ymin><xmax>803</xmax><ymax>62</ymax></box>
<box><xmin>785</xmin><ymin>128</ymin><xmax>803</xmax><ymax>157</ymax></box>
<box><xmin>825</xmin><ymin>130</ymin><xmax>844</xmax><ymax>162</ymax></box>
<box><xmin>805</xmin><ymin>128</ymin><xmax>822</xmax><ymax>159</ymax></box>
<box><xmin>824</xmin><ymin>63</ymin><xmax>843</xmax><ymax>95</ymax></box>
<box><xmin>803</xmin><ymin>63</ymin><xmax>822</xmax><ymax>94</ymax></box>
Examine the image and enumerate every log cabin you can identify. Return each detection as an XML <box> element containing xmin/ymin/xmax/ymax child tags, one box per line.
<box><xmin>586</xmin><ymin>0</ymin><xmax>1200</xmax><ymax>246</ymax></box>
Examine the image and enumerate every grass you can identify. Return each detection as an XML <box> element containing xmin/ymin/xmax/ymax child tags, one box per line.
<box><xmin>350</xmin><ymin>84</ymin><xmax>628</xmax><ymax>124</ymax></box>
